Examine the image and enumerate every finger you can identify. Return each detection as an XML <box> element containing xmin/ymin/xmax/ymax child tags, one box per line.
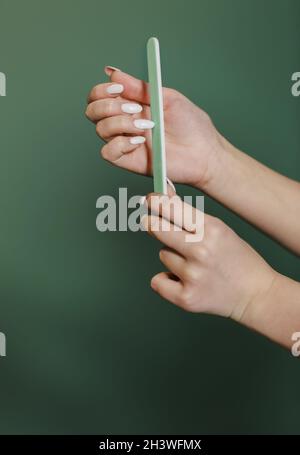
<box><xmin>100</xmin><ymin>137</ymin><xmax>150</xmax><ymax>175</ymax></box>
<box><xmin>101</xmin><ymin>135</ymin><xmax>146</xmax><ymax>162</ymax></box>
<box><xmin>151</xmin><ymin>272</ymin><xmax>183</xmax><ymax>305</ymax></box>
<box><xmin>159</xmin><ymin>248</ymin><xmax>186</xmax><ymax>280</ymax></box>
<box><xmin>96</xmin><ymin>115</ymin><xmax>154</xmax><ymax>141</ymax></box>
<box><xmin>106</xmin><ymin>67</ymin><xmax>175</xmax><ymax>109</ymax></box>
<box><xmin>88</xmin><ymin>82</ymin><xmax>125</xmax><ymax>103</ymax></box>
<box><xmin>108</xmin><ymin>67</ymin><xmax>151</xmax><ymax>105</ymax></box>
<box><xmin>145</xmin><ymin>193</ymin><xmax>203</xmax><ymax>235</ymax></box>
<box><xmin>86</xmin><ymin>98</ymin><xmax>144</xmax><ymax>123</ymax></box>
<box><xmin>141</xmin><ymin>214</ymin><xmax>189</xmax><ymax>257</ymax></box>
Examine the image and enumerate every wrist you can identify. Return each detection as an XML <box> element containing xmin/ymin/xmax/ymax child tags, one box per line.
<box><xmin>232</xmin><ymin>268</ymin><xmax>280</xmax><ymax>330</ymax></box>
<box><xmin>194</xmin><ymin>133</ymin><xmax>238</xmax><ymax>195</ymax></box>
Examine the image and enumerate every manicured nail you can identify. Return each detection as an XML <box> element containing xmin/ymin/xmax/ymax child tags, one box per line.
<box><xmin>166</xmin><ymin>178</ymin><xmax>176</xmax><ymax>193</ymax></box>
<box><xmin>121</xmin><ymin>103</ymin><xmax>143</xmax><ymax>114</ymax></box>
<box><xmin>106</xmin><ymin>83</ymin><xmax>124</xmax><ymax>94</ymax></box>
<box><xmin>104</xmin><ymin>65</ymin><xmax>121</xmax><ymax>76</ymax></box>
<box><xmin>130</xmin><ymin>136</ymin><xmax>146</xmax><ymax>145</ymax></box>
<box><xmin>133</xmin><ymin>119</ymin><xmax>155</xmax><ymax>129</ymax></box>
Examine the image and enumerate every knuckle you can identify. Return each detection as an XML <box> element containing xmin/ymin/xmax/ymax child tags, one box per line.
<box><xmin>91</xmin><ymin>85</ymin><xmax>100</xmax><ymax>100</ymax></box>
<box><xmin>119</xmin><ymin>115</ymin><xmax>129</xmax><ymax>130</ymax></box>
<box><xmin>208</xmin><ymin>217</ymin><xmax>225</xmax><ymax>239</ymax></box>
<box><xmin>85</xmin><ymin>105</ymin><xmax>92</xmax><ymax>119</ymax></box>
<box><xmin>159</xmin><ymin>248</ymin><xmax>171</xmax><ymax>265</ymax></box>
<box><xmin>182</xmin><ymin>264</ymin><xmax>199</xmax><ymax>282</ymax></box>
<box><xmin>105</xmin><ymin>99</ymin><xmax>115</xmax><ymax>116</ymax></box>
<box><xmin>100</xmin><ymin>144</ymin><xmax>109</xmax><ymax>160</ymax></box>
<box><xmin>190</xmin><ymin>244</ymin><xmax>204</xmax><ymax>260</ymax></box>
<box><xmin>194</xmin><ymin>245</ymin><xmax>210</xmax><ymax>262</ymax></box>
<box><xmin>177</xmin><ymin>287</ymin><xmax>194</xmax><ymax>310</ymax></box>
<box><xmin>96</xmin><ymin>121</ymin><xmax>104</xmax><ymax>138</ymax></box>
<box><xmin>159</xmin><ymin>248</ymin><xmax>166</xmax><ymax>260</ymax></box>
<box><xmin>95</xmin><ymin>121</ymin><xmax>101</xmax><ymax>135</ymax></box>
<box><xmin>114</xmin><ymin>135</ymin><xmax>125</xmax><ymax>148</ymax></box>
<box><xmin>107</xmin><ymin>136</ymin><xmax>125</xmax><ymax>155</ymax></box>
<box><xmin>88</xmin><ymin>87</ymin><xmax>96</xmax><ymax>102</ymax></box>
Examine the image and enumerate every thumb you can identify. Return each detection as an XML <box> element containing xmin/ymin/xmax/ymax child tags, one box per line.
<box><xmin>104</xmin><ymin>65</ymin><xmax>150</xmax><ymax>105</ymax></box>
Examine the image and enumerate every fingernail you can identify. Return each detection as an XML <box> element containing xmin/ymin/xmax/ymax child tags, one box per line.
<box><xmin>104</xmin><ymin>65</ymin><xmax>121</xmax><ymax>76</ymax></box>
<box><xmin>121</xmin><ymin>103</ymin><xmax>143</xmax><ymax>114</ymax></box>
<box><xmin>133</xmin><ymin>119</ymin><xmax>155</xmax><ymax>129</ymax></box>
<box><xmin>106</xmin><ymin>83</ymin><xmax>124</xmax><ymax>94</ymax></box>
<box><xmin>166</xmin><ymin>178</ymin><xmax>176</xmax><ymax>193</ymax></box>
<box><xmin>130</xmin><ymin>136</ymin><xmax>146</xmax><ymax>145</ymax></box>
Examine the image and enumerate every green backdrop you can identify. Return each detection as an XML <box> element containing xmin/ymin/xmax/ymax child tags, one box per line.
<box><xmin>0</xmin><ymin>0</ymin><xmax>299</xmax><ymax>435</ymax></box>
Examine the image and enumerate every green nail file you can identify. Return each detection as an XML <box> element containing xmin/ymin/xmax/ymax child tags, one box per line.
<box><xmin>147</xmin><ymin>37</ymin><xmax>167</xmax><ymax>194</ymax></box>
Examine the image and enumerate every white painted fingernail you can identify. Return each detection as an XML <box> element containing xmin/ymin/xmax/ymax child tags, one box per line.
<box><xmin>106</xmin><ymin>83</ymin><xmax>124</xmax><ymax>94</ymax></box>
<box><xmin>133</xmin><ymin>119</ymin><xmax>155</xmax><ymax>129</ymax></box>
<box><xmin>104</xmin><ymin>65</ymin><xmax>121</xmax><ymax>76</ymax></box>
<box><xmin>121</xmin><ymin>103</ymin><xmax>143</xmax><ymax>114</ymax></box>
<box><xmin>130</xmin><ymin>136</ymin><xmax>146</xmax><ymax>145</ymax></box>
<box><xmin>166</xmin><ymin>178</ymin><xmax>176</xmax><ymax>193</ymax></box>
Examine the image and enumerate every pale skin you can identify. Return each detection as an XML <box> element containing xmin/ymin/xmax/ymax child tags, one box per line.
<box><xmin>86</xmin><ymin>66</ymin><xmax>300</xmax><ymax>351</ymax></box>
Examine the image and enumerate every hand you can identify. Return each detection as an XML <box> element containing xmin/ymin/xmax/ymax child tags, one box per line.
<box><xmin>141</xmin><ymin>192</ymin><xmax>277</xmax><ymax>320</ymax></box>
<box><xmin>86</xmin><ymin>66</ymin><xmax>226</xmax><ymax>188</ymax></box>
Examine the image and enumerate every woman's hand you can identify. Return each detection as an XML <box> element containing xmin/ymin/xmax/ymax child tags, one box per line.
<box><xmin>141</xmin><ymin>192</ymin><xmax>277</xmax><ymax>321</ymax></box>
<box><xmin>86</xmin><ymin>66</ymin><xmax>225</xmax><ymax>188</ymax></box>
<box><xmin>86</xmin><ymin>66</ymin><xmax>300</xmax><ymax>256</ymax></box>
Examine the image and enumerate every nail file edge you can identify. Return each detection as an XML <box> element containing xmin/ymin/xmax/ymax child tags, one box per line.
<box><xmin>147</xmin><ymin>37</ymin><xmax>167</xmax><ymax>194</ymax></box>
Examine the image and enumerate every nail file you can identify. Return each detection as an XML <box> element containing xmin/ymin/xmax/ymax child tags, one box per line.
<box><xmin>147</xmin><ymin>37</ymin><xmax>167</xmax><ymax>194</ymax></box>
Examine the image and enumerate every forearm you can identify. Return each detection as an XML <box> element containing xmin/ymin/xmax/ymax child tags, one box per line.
<box><xmin>236</xmin><ymin>272</ymin><xmax>300</xmax><ymax>350</ymax></box>
<box><xmin>201</xmin><ymin>136</ymin><xmax>300</xmax><ymax>255</ymax></box>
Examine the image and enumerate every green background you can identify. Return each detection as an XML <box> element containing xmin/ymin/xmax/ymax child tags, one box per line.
<box><xmin>0</xmin><ymin>0</ymin><xmax>299</xmax><ymax>435</ymax></box>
